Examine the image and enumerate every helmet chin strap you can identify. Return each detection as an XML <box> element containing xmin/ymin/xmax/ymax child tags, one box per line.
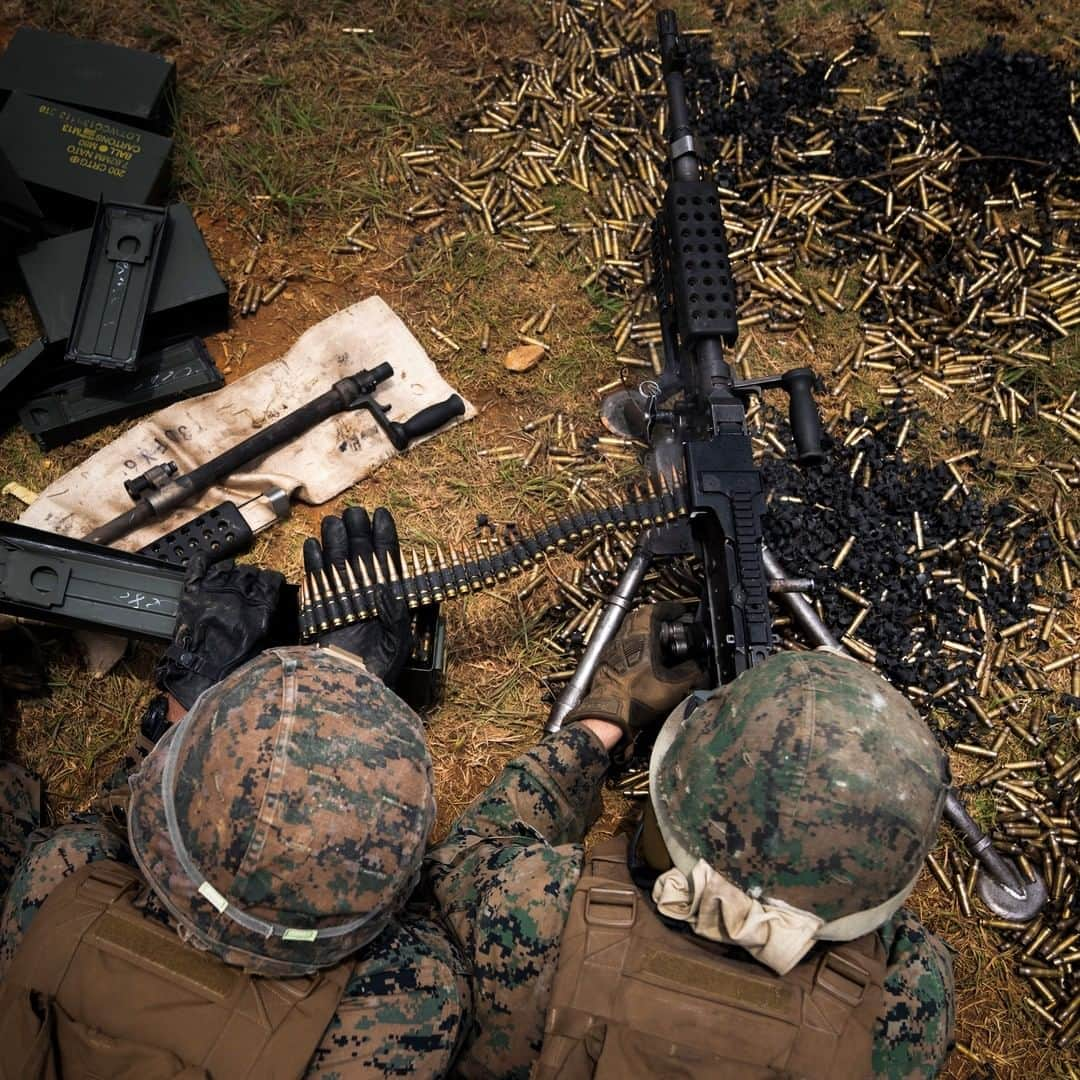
<box><xmin>640</xmin><ymin>799</ymin><xmax>674</xmax><ymax>873</ymax></box>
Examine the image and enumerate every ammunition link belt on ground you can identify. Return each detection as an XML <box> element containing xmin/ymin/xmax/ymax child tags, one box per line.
<box><xmin>298</xmin><ymin>478</ymin><xmax>687</xmax><ymax>639</ymax></box>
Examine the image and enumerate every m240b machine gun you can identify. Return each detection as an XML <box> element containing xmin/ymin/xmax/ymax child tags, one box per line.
<box><xmin>547</xmin><ymin>10</ymin><xmax>1045</xmax><ymax>923</ymax></box>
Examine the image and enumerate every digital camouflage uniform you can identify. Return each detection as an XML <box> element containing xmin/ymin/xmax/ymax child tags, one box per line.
<box><xmin>426</xmin><ymin>718</ymin><xmax>955</xmax><ymax>1080</ymax></box>
<box><xmin>0</xmin><ymin>652</ymin><xmax>954</xmax><ymax>1079</ymax></box>
<box><xmin>0</xmin><ymin>648</ymin><xmax>472</xmax><ymax>1078</ymax></box>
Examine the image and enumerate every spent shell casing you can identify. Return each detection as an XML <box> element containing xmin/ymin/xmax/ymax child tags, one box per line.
<box><xmin>1025</xmin><ymin>997</ymin><xmax>1062</xmax><ymax>1029</ymax></box>
<box><xmin>517</xmin><ymin>567</ymin><xmax>545</xmax><ymax>602</ymax></box>
<box><xmin>955</xmin><ymin>743</ymin><xmax>998</xmax><ymax>760</ymax></box>
<box><xmin>523</xmin><ymin>412</ymin><xmax>554</xmax><ymax>433</ymax></box>
<box><xmin>1019</xmin><ymin>966</ymin><xmax>1063</xmax><ymax>979</ymax></box>
<box><xmin>236</xmin><ymin>279</ymin><xmax>254</xmax><ymax>316</ymax></box>
<box><xmin>831</xmin><ymin>535</ymin><xmax>856</xmax><ymax>570</ymax></box>
<box><xmin>954</xmin><ymin>865</ymin><xmax>973</xmax><ymax>918</ymax></box>
<box><xmin>1056</xmin><ymin>1012</ymin><xmax>1080</xmax><ymax>1048</ymax></box>
<box><xmin>262</xmin><ymin>277</ymin><xmax>288</xmax><ymax>305</ymax></box>
<box><xmin>926</xmin><ymin>852</ymin><xmax>953</xmax><ymax>894</ymax></box>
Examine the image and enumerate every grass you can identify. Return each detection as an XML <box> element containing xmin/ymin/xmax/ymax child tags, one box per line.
<box><xmin>585</xmin><ymin>284</ymin><xmax>627</xmax><ymax>336</ymax></box>
<box><xmin>2</xmin><ymin>2</ymin><xmax>1079</xmax><ymax>1077</ymax></box>
<box><xmin>6</xmin><ymin>0</ymin><xmax>535</xmax><ymax>235</ymax></box>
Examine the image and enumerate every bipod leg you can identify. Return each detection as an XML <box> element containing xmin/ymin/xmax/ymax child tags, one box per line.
<box><xmin>545</xmin><ymin>542</ymin><xmax>652</xmax><ymax>734</ymax></box>
<box><xmin>762</xmin><ymin>544</ymin><xmax>1047</xmax><ymax>922</ymax></box>
<box><xmin>943</xmin><ymin>791</ymin><xmax>1047</xmax><ymax>922</ymax></box>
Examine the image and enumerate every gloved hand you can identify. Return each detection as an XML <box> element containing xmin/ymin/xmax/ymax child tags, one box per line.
<box><xmin>305</xmin><ymin>506</ymin><xmax>413</xmax><ymax>685</ymax></box>
<box><xmin>563</xmin><ymin>602</ymin><xmax>707</xmax><ymax>744</ymax></box>
<box><xmin>156</xmin><ymin>556</ymin><xmax>284</xmax><ymax>709</ymax></box>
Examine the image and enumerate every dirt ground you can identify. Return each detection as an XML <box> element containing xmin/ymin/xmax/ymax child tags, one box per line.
<box><xmin>1</xmin><ymin>1</ymin><xmax>1078</xmax><ymax>1076</ymax></box>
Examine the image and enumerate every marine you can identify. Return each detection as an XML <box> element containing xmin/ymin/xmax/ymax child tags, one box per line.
<box><xmin>0</xmin><ymin>509</ymin><xmax>470</xmax><ymax>1077</ymax></box>
<box><xmin>0</xmin><ymin>507</ymin><xmax>954</xmax><ymax>1078</ymax></box>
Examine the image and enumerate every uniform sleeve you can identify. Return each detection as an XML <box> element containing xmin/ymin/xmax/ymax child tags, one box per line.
<box><xmin>0</xmin><ymin>820</ymin><xmax>129</xmax><ymax>978</ymax></box>
<box><xmin>305</xmin><ymin>916</ymin><xmax>471</xmax><ymax>1078</ymax></box>
<box><xmin>422</xmin><ymin>725</ymin><xmax>611</xmax><ymax>1080</ymax></box>
<box><xmin>435</xmin><ymin>724</ymin><xmax>610</xmax><ymax>851</ymax></box>
<box><xmin>423</xmin><ymin>723</ymin><xmax>610</xmax><ymax>920</ymax></box>
<box><xmin>0</xmin><ymin>763</ymin><xmax>43</xmax><ymax>898</ymax></box>
<box><xmin>872</xmin><ymin>908</ymin><xmax>956</xmax><ymax>1080</ymax></box>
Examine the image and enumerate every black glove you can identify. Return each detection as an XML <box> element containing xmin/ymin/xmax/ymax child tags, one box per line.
<box><xmin>156</xmin><ymin>556</ymin><xmax>284</xmax><ymax>709</ymax></box>
<box><xmin>305</xmin><ymin>506</ymin><xmax>413</xmax><ymax>685</ymax></box>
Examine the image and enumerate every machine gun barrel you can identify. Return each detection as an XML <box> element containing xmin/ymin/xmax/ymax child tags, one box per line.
<box><xmin>657</xmin><ymin>9</ymin><xmax>701</xmax><ymax>185</ymax></box>
<box><xmin>85</xmin><ymin>367</ymin><xmax>465</xmax><ymax>547</ymax></box>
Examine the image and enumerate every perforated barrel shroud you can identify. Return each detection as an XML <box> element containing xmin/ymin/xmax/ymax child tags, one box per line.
<box><xmin>660</xmin><ymin>179</ymin><xmax>737</xmax><ymax>347</ymax></box>
<box><xmin>138</xmin><ymin>502</ymin><xmax>254</xmax><ymax>570</ymax></box>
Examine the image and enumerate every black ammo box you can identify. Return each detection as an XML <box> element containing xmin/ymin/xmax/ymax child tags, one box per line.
<box><xmin>0</xmin><ymin>338</ymin><xmax>47</xmax><ymax>412</ymax></box>
<box><xmin>18</xmin><ymin>203</ymin><xmax>228</xmax><ymax>352</ymax></box>
<box><xmin>397</xmin><ymin>605</ymin><xmax>447</xmax><ymax>713</ymax></box>
<box><xmin>0</xmin><ymin>92</ymin><xmax>172</xmax><ymax>225</ymax></box>
<box><xmin>0</xmin><ymin>144</ymin><xmax>41</xmax><ymax>248</ymax></box>
<box><xmin>0</xmin><ymin>28</ymin><xmax>175</xmax><ymax>134</ymax></box>
<box><xmin>19</xmin><ymin>338</ymin><xmax>224</xmax><ymax>449</ymax></box>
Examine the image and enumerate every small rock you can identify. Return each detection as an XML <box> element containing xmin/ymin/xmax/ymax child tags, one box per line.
<box><xmin>503</xmin><ymin>343</ymin><xmax>545</xmax><ymax>372</ymax></box>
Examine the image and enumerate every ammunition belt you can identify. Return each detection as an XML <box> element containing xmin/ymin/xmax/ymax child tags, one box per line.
<box><xmin>298</xmin><ymin>480</ymin><xmax>688</xmax><ymax>639</ymax></box>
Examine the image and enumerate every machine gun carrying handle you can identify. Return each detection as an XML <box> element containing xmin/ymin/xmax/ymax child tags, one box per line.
<box><xmin>388</xmin><ymin>394</ymin><xmax>466</xmax><ymax>450</ymax></box>
<box><xmin>781</xmin><ymin>368</ymin><xmax>826</xmax><ymax>467</ymax></box>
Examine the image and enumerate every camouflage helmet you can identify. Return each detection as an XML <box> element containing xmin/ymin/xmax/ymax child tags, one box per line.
<box><xmin>128</xmin><ymin>645</ymin><xmax>435</xmax><ymax>977</ymax></box>
<box><xmin>648</xmin><ymin>649</ymin><xmax>948</xmax><ymax>963</ymax></box>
